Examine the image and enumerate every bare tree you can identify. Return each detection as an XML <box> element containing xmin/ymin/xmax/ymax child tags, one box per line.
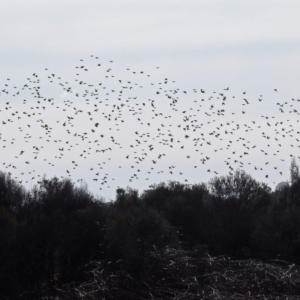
<box><xmin>290</xmin><ymin>156</ymin><xmax>299</xmax><ymax>184</ymax></box>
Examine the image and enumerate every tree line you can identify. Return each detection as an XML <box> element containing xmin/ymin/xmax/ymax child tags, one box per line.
<box><xmin>1</xmin><ymin>164</ymin><xmax>300</xmax><ymax>298</ymax></box>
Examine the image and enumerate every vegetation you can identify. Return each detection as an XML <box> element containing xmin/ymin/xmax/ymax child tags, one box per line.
<box><xmin>1</xmin><ymin>166</ymin><xmax>300</xmax><ymax>299</ymax></box>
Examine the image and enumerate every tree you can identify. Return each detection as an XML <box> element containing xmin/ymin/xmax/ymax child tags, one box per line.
<box><xmin>207</xmin><ymin>169</ymin><xmax>271</xmax><ymax>256</ymax></box>
<box><xmin>290</xmin><ymin>156</ymin><xmax>299</xmax><ymax>185</ymax></box>
<box><xmin>208</xmin><ymin>169</ymin><xmax>271</xmax><ymax>212</ymax></box>
<box><xmin>104</xmin><ymin>187</ymin><xmax>179</xmax><ymax>272</ymax></box>
<box><xmin>17</xmin><ymin>177</ymin><xmax>104</xmax><ymax>289</ymax></box>
<box><xmin>0</xmin><ymin>171</ymin><xmax>25</xmax><ymax>210</ymax></box>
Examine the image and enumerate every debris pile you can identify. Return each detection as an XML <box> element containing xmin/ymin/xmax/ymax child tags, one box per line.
<box><xmin>43</xmin><ymin>248</ymin><xmax>300</xmax><ymax>299</ymax></box>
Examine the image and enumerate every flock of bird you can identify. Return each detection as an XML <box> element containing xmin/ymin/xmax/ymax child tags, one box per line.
<box><xmin>1</xmin><ymin>55</ymin><xmax>300</xmax><ymax>198</ymax></box>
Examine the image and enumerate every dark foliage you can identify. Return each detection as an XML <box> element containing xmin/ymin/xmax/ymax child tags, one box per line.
<box><xmin>1</xmin><ymin>169</ymin><xmax>300</xmax><ymax>298</ymax></box>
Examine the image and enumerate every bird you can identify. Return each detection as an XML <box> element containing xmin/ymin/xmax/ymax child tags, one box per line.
<box><xmin>0</xmin><ymin>55</ymin><xmax>294</xmax><ymax>196</ymax></box>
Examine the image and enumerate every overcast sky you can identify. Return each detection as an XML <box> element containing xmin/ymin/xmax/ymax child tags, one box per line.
<box><xmin>1</xmin><ymin>1</ymin><xmax>300</xmax><ymax>200</ymax></box>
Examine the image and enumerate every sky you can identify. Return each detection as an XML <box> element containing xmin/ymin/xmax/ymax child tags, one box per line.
<box><xmin>1</xmin><ymin>0</ymin><xmax>300</xmax><ymax>201</ymax></box>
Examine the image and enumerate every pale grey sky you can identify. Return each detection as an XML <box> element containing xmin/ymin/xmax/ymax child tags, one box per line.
<box><xmin>1</xmin><ymin>0</ymin><xmax>300</xmax><ymax>200</ymax></box>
